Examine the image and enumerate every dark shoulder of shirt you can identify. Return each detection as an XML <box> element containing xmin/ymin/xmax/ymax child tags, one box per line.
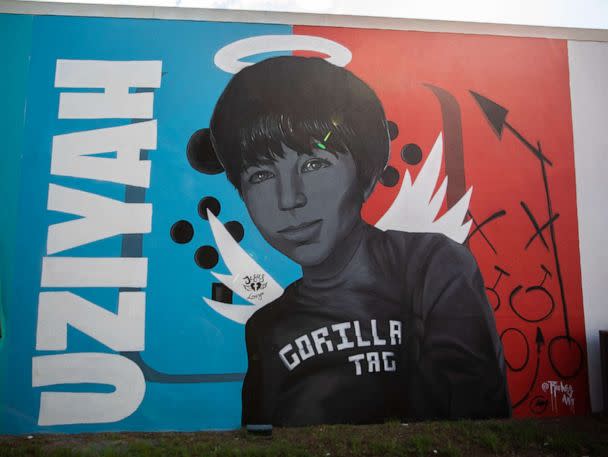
<box><xmin>377</xmin><ymin>229</ymin><xmax>486</xmax><ymax>316</ymax></box>
<box><xmin>374</xmin><ymin>230</ymin><xmax>511</xmax><ymax>420</ymax></box>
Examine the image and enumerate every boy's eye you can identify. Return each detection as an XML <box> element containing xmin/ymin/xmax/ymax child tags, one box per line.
<box><xmin>301</xmin><ymin>158</ymin><xmax>330</xmax><ymax>173</ymax></box>
<box><xmin>249</xmin><ymin>170</ymin><xmax>275</xmax><ymax>184</ymax></box>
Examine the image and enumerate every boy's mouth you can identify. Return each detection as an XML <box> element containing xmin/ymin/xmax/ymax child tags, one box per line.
<box><xmin>277</xmin><ymin>219</ymin><xmax>323</xmax><ymax>242</ymax></box>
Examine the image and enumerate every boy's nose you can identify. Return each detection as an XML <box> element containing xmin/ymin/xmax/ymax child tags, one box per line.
<box><xmin>278</xmin><ymin>174</ymin><xmax>307</xmax><ymax>211</ymax></box>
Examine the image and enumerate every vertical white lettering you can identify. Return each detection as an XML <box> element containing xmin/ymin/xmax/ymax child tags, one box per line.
<box><xmin>33</xmin><ymin>353</ymin><xmax>146</xmax><ymax>425</ymax></box>
<box><xmin>51</xmin><ymin>121</ymin><xmax>156</xmax><ymax>187</ymax></box>
<box><xmin>47</xmin><ymin>184</ymin><xmax>151</xmax><ymax>255</ymax></box>
<box><xmin>56</xmin><ymin>60</ymin><xmax>162</xmax><ymax>119</ymax></box>
<box><xmin>36</xmin><ymin>291</ymin><xmax>145</xmax><ymax>351</ymax></box>
<box><xmin>33</xmin><ymin>58</ymin><xmax>161</xmax><ymax>428</ymax></box>
<box><xmin>41</xmin><ymin>257</ymin><xmax>147</xmax><ymax>288</ymax></box>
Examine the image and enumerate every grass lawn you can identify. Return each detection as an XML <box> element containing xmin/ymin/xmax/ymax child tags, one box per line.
<box><xmin>1</xmin><ymin>416</ymin><xmax>606</xmax><ymax>457</ymax></box>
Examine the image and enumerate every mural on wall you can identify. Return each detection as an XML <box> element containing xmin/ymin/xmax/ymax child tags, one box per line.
<box><xmin>0</xmin><ymin>14</ymin><xmax>589</xmax><ymax>433</ymax></box>
<box><xmin>208</xmin><ymin>55</ymin><xmax>511</xmax><ymax>426</ymax></box>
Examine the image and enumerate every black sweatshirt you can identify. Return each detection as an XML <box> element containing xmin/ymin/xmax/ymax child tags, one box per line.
<box><xmin>242</xmin><ymin>227</ymin><xmax>511</xmax><ymax>426</ymax></box>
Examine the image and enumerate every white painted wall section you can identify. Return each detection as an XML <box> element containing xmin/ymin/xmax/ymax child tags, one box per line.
<box><xmin>569</xmin><ymin>40</ymin><xmax>608</xmax><ymax>413</ymax></box>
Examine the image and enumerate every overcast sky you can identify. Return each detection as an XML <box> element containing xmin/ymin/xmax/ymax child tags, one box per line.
<box><xmin>18</xmin><ymin>0</ymin><xmax>608</xmax><ymax>30</ymax></box>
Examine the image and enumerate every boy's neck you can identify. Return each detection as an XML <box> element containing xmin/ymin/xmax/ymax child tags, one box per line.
<box><xmin>301</xmin><ymin>218</ymin><xmax>369</xmax><ymax>288</ymax></box>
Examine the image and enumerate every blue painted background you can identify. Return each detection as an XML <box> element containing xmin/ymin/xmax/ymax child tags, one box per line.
<box><xmin>0</xmin><ymin>14</ymin><xmax>301</xmax><ymax>434</ymax></box>
<box><xmin>0</xmin><ymin>13</ymin><xmax>33</xmax><ymax>434</ymax></box>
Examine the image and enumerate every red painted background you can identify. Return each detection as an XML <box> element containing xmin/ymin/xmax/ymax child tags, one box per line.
<box><xmin>295</xmin><ymin>26</ymin><xmax>588</xmax><ymax>417</ymax></box>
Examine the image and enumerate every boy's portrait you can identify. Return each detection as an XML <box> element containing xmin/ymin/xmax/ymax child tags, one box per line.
<box><xmin>210</xmin><ymin>56</ymin><xmax>510</xmax><ymax>426</ymax></box>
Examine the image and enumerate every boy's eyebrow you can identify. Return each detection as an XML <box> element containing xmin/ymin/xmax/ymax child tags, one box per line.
<box><xmin>241</xmin><ymin>152</ymin><xmax>283</xmax><ymax>172</ymax></box>
<box><xmin>242</xmin><ymin>162</ymin><xmax>274</xmax><ymax>174</ymax></box>
<box><xmin>310</xmin><ymin>148</ymin><xmax>340</xmax><ymax>162</ymax></box>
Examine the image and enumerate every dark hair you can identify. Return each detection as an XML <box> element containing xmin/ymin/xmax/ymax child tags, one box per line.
<box><xmin>209</xmin><ymin>56</ymin><xmax>390</xmax><ymax>193</ymax></box>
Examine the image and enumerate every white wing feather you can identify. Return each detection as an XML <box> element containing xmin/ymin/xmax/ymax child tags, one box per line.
<box><xmin>202</xmin><ymin>211</ymin><xmax>283</xmax><ymax>323</ymax></box>
<box><xmin>375</xmin><ymin>133</ymin><xmax>472</xmax><ymax>243</ymax></box>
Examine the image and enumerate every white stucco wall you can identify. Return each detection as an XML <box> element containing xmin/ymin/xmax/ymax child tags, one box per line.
<box><xmin>569</xmin><ymin>40</ymin><xmax>608</xmax><ymax>413</ymax></box>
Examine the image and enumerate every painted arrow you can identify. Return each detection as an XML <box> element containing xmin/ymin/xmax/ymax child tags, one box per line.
<box><xmin>470</xmin><ymin>91</ymin><xmax>552</xmax><ymax>166</ymax></box>
<box><xmin>535</xmin><ymin>326</ymin><xmax>545</xmax><ymax>353</ymax></box>
<box><xmin>470</xmin><ymin>91</ymin><xmax>571</xmax><ymax>339</ymax></box>
<box><xmin>513</xmin><ymin>326</ymin><xmax>545</xmax><ymax>409</ymax></box>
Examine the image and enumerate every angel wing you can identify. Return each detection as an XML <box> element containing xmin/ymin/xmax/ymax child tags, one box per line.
<box><xmin>202</xmin><ymin>210</ymin><xmax>283</xmax><ymax>324</ymax></box>
<box><xmin>375</xmin><ymin>133</ymin><xmax>472</xmax><ymax>243</ymax></box>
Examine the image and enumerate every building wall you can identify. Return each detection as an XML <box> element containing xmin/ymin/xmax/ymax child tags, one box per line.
<box><xmin>0</xmin><ymin>6</ymin><xmax>606</xmax><ymax>433</ymax></box>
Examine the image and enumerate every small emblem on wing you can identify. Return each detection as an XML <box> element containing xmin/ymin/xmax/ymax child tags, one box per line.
<box><xmin>243</xmin><ymin>274</ymin><xmax>267</xmax><ymax>292</ymax></box>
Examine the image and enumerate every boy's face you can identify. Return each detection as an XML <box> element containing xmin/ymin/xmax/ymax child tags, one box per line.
<box><xmin>240</xmin><ymin>142</ymin><xmax>363</xmax><ymax>267</ymax></box>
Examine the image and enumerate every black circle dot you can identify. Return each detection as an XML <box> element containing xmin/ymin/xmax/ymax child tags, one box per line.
<box><xmin>380</xmin><ymin>166</ymin><xmax>400</xmax><ymax>187</ymax></box>
<box><xmin>187</xmin><ymin>128</ymin><xmax>224</xmax><ymax>175</ymax></box>
<box><xmin>198</xmin><ymin>196</ymin><xmax>221</xmax><ymax>220</ymax></box>
<box><xmin>170</xmin><ymin>220</ymin><xmax>194</xmax><ymax>244</ymax></box>
<box><xmin>225</xmin><ymin>221</ymin><xmax>244</xmax><ymax>242</ymax></box>
<box><xmin>387</xmin><ymin>121</ymin><xmax>399</xmax><ymax>141</ymax></box>
<box><xmin>195</xmin><ymin>245</ymin><xmax>218</xmax><ymax>269</ymax></box>
<box><xmin>401</xmin><ymin>143</ymin><xmax>423</xmax><ymax>165</ymax></box>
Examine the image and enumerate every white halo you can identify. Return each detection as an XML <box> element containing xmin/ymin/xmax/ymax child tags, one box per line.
<box><xmin>214</xmin><ymin>35</ymin><xmax>352</xmax><ymax>74</ymax></box>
